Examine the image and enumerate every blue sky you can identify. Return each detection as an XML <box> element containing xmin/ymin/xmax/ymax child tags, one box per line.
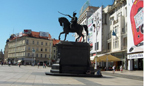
<box><xmin>0</xmin><ymin>0</ymin><xmax>113</xmax><ymax>51</ymax></box>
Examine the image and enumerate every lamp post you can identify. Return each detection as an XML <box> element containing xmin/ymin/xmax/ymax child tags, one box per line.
<box><xmin>93</xmin><ymin>24</ymin><xmax>97</xmax><ymax>69</ymax></box>
<box><xmin>32</xmin><ymin>48</ymin><xmax>35</xmax><ymax>66</ymax></box>
<box><xmin>49</xmin><ymin>42</ymin><xmax>51</xmax><ymax>66</ymax></box>
<box><xmin>14</xmin><ymin>34</ymin><xmax>17</xmax><ymax>65</ymax></box>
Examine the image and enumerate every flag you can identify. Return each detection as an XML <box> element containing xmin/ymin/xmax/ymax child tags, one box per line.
<box><xmin>112</xmin><ymin>30</ymin><xmax>116</xmax><ymax>36</ymax></box>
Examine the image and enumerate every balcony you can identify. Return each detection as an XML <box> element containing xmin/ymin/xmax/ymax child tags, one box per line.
<box><xmin>107</xmin><ymin>49</ymin><xmax>111</xmax><ymax>52</ymax></box>
<box><xmin>121</xmin><ymin>46</ymin><xmax>127</xmax><ymax>50</ymax></box>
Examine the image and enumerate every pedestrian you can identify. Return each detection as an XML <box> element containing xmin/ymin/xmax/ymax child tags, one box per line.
<box><xmin>43</xmin><ymin>63</ymin><xmax>45</xmax><ymax>68</ymax></box>
<box><xmin>44</xmin><ymin>63</ymin><xmax>46</xmax><ymax>68</ymax></box>
<box><xmin>19</xmin><ymin>62</ymin><xmax>21</xmax><ymax>67</ymax></box>
<box><xmin>112</xmin><ymin>65</ymin><xmax>115</xmax><ymax>74</ymax></box>
<box><xmin>1</xmin><ymin>62</ymin><xmax>3</xmax><ymax>66</ymax></box>
<box><xmin>8</xmin><ymin>61</ymin><xmax>11</xmax><ymax>66</ymax></box>
<box><xmin>120</xmin><ymin>65</ymin><xmax>123</xmax><ymax>73</ymax></box>
<box><xmin>104</xmin><ymin>67</ymin><xmax>106</xmax><ymax>71</ymax></box>
<box><xmin>38</xmin><ymin>62</ymin><xmax>40</xmax><ymax>68</ymax></box>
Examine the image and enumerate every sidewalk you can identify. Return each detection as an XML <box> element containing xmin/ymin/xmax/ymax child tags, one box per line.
<box><xmin>101</xmin><ymin>70</ymin><xmax>143</xmax><ymax>81</ymax></box>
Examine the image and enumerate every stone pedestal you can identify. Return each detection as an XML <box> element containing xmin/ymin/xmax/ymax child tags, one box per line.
<box><xmin>58</xmin><ymin>41</ymin><xmax>91</xmax><ymax>74</ymax></box>
<box><xmin>46</xmin><ymin>41</ymin><xmax>101</xmax><ymax>77</ymax></box>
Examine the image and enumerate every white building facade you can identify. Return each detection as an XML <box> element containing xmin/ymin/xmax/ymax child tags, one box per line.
<box><xmin>76</xmin><ymin>0</ymin><xmax>143</xmax><ymax>70</ymax></box>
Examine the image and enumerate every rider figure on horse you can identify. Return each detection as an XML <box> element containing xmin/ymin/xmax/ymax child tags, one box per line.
<box><xmin>67</xmin><ymin>12</ymin><xmax>78</xmax><ymax>30</ymax></box>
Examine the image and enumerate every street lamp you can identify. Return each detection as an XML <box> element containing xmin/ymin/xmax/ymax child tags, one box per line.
<box><xmin>93</xmin><ymin>24</ymin><xmax>97</xmax><ymax>69</ymax></box>
<box><xmin>32</xmin><ymin>48</ymin><xmax>35</xmax><ymax>66</ymax></box>
<box><xmin>49</xmin><ymin>42</ymin><xmax>51</xmax><ymax>66</ymax></box>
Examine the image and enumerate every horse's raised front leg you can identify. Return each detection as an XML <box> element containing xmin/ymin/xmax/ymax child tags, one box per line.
<box><xmin>76</xmin><ymin>35</ymin><xmax>81</xmax><ymax>42</ymax></box>
<box><xmin>59</xmin><ymin>32</ymin><xmax>65</xmax><ymax>40</ymax></box>
<box><xmin>81</xmin><ymin>34</ymin><xmax>85</xmax><ymax>42</ymax></box>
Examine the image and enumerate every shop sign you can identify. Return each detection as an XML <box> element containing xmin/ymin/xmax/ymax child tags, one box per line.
<box><xmin>127</xmin><ymin>53</ymin><xmax>143</xmax><ymax>59</ymax></box>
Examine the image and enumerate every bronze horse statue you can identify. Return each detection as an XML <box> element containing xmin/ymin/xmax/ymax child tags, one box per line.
<box><xmin>58</xmin><ymin>17</ymin><xmax>88</xmax><ymax>42</ymax></box>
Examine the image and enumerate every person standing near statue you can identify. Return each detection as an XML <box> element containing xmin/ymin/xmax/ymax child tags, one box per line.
<box><xmin>67</xmin><ymin>12</ymin><xmax>78</xmax><ymax>30</ymax></box>
<box><xmin>112</xmin><ymin>65</ymin><xmax>115</xmax><ymax>74</ymax></box>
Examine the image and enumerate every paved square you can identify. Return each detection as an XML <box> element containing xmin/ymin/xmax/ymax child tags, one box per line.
<box><xmin>0</xmin><ymin>65</ymin><xmax>143</xmax><ymax>86</ymax></box>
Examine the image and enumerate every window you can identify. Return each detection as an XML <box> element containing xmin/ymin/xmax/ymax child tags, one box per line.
<box><xmin>37</xmin><ymin>41</ymin><xmax>39</xmax><ymax>45</ymax></box>
<box><xmin>40</xmin><ymin>54</ymin><xmax>42</xmax><ymax>58</ymax></box>
<box><xmin>41</xmin><ymin>48</ymin><xmax>43</xmax><ymax>51</ymax></box>
<box><xmin>123</xmin><ymin>38</ymin><xmax>127</xmax><ymax>47</ymax></box>
<box><xmin>33</xmin><ymin>40</ymin><xmax>34</xmax><ymax>44</ymax></box>
<box><xmin>41</xmin><ymin>42</ymin><xmax>43</xmax><ymax>45</ymax></box>
<box><xmin>28</xmin><ymin>53</ymin><xmax>30</xmax><ymax>57</ymax></box>
<box><xmin>28</xmin><ymin>47</ymin><xmax>30</xmax><ymax>50</ymax></box>
<box><xmin>36</xmin><ymin>54</ymin><xmax>38</xmax><ymax>57</ymax></box>
<box><xmin>105</xmin><ymin>14</ymin><xmax>107</xmax><ymax>24</ymax></box>
<box><xmin>46</xmin><ymin>42</ymin><xmax>47</xmax><ymax>46</ymax></box>
<box><xmin>113</xmin><ymin>38</ymin><xmax>119</xmax><ymax>49</ymax></box>
<box><xmin>108</xmin><ymin>43</ymin><xmax>111</xmax><ymax>50</ymax></box>
<box><xmin>36</xmin><ymin>48</ymin><xmax>38</xmax><ymax>51</ymax></box>
<box><xmin>26</xmin><ymin>40</ymin><xmax>29</xmax><ymax>45</ymax></box>
<box><xmin>125</xmin><ymin>7</ymin><xmax>127</xmax><ymax>17</ymax></box>
<box><xmin>45</xmin><ymin>54</ymin><xmax>46</xmax><ymax>58</ymax></box>
<box><xmin>45</xmin><ymin>48</ymin><xmax>47</xmax><ymax>52</ymax></box>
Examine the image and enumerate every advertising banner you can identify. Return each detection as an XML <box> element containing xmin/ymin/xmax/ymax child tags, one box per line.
<box><xmin>127</xmin><ymin>0</ymin><xmax>144</xmax><ymax>55</ymax></box>
<box><xmin>16</xmin><ymin>32</ymin><xmax>23</xmax><ymax>37</ymax></box>
<box><xmin>39</xmin><ymin>31</ymin><xmax>49</xmax><ymax>37</ymax></box>
<box><xmin>24</xmin><ymin>29</ymin><xmax>31</xmax><ymax>34</ymax></box>
<box><xmin>87</xmin><ymin>6</ymin><xmax>102</xmax><ymax>53</ymax></box>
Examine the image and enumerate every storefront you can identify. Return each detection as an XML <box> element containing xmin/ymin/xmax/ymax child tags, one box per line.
<box><xmin>110</xmin><ymin>51</ymin><xmax>128</xmax><ymax>70</ymax></box>
<box><xmin>127</xmin><ymin>53</ymin><xmax>143</xmax><ymax>70</ymax></box>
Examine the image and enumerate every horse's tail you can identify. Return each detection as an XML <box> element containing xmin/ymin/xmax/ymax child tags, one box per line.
<box><xmin>83</xmin><ymin>25</ymin><xmax>88</xmax><ymax>36</ymax></box>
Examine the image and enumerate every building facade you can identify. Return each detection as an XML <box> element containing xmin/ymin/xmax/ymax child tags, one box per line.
<box><xmin>0</xmin><ymin>49</ymin><xmax>4</xmax><ymax>63</ymax></box>
<box><xmin>5</xmin><ymin>30</ymin><xmax>53</xmax><ymax>65</ymax></box>
<box><xmin>76</xmin><ymin>0</ymin><xmax>140</xmax><ymax>70</ymax></box>
<box><xmin>75</xmin><ymin>6</ymin><xmax>99</xmax><ymax>42</ymax></box>
<box><xmin>4</xmin><ymin>40</ymin><xmax>9</xmax><ymax>63</ymax></box>
<box><xmin>107</xmin><ymin>0</ymin><xmax>128</xmax><ymax>69</ymax></box>
<box><xmin>51</xmin><ymin>39</ymin><xmax>60</xmax><ymax>63</ymax></box>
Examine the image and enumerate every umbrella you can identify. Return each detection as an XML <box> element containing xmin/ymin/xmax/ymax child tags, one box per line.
<box><xmin>95</xmin><ymin>54</ymin><xmax>121</xmax><ymax>71</ymax></box>
<box><xmin>97</xmin><ymin>54</ymin><xmax>121</xmax><ymax>62</ymax></box>
<box><xmin>18</xmin><ymin>60</ymin><xmax>22</xmax><ymax>62</ymax></box>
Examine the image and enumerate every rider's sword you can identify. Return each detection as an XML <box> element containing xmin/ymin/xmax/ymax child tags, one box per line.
<box><xmin>58</xmin><ymin>11</ymin><xmax>68</xmax><ymax>16</ymax></box>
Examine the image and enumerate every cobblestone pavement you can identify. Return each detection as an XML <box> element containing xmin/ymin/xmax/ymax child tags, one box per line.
<box><xmin>0</xmin><ymin>65</ymin><xmax>143</xmax><ymax>86</ymax></box>
<box><xmin>101</xmin><ymin>70</ymin><xmax>143</xmax><ymax>81</ymax></box>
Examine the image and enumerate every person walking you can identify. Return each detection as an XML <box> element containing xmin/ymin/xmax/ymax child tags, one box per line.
<box><xmin>19</xmin><ymin>62</ymin><xmax>21</xmax><ymax>67</ymax></box>
<box><xmin>112</xmin><ymin>65</ymin><xmax>115</xmax><ymax>74</ymax></box>
<box><xmin>43</xmin><ymin>63</ymin><xmax>45</xmax><ymax>68</ymax></box>
<box><xmin>44</xmin><ymin>63</ymin><xmax>46</xmax><ymax>68</ymax></box>
<box><xmin>1</xmin><ymin>62</ymin><xmax>3</xmax><ymax>66</ymax></box>
<box><xmin>37</xmin><ymin>62</ymin><xmax>40</xmax><ymax>68</ymax></box>
<box><xmin>8</xmin><ymin>61</ymin><xmax>11</xmax><ymax>66</ymax></box>
<box><xmin>120</xmin><ymin>65</ymin><xmax>123</xmax><ymax>73</ymax></box>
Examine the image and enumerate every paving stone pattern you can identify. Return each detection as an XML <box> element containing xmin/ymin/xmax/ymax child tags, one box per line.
<box><xmin>0</xmin><ymin>65</ymin><xmax>143</xmax><ymax>86</ymax></box>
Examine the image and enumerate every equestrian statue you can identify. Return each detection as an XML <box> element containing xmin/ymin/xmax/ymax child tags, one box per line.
<box><xmin>58</xmin><ymin>11</ymin><xmax>88</xmax><ymax>42</ymax></box>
